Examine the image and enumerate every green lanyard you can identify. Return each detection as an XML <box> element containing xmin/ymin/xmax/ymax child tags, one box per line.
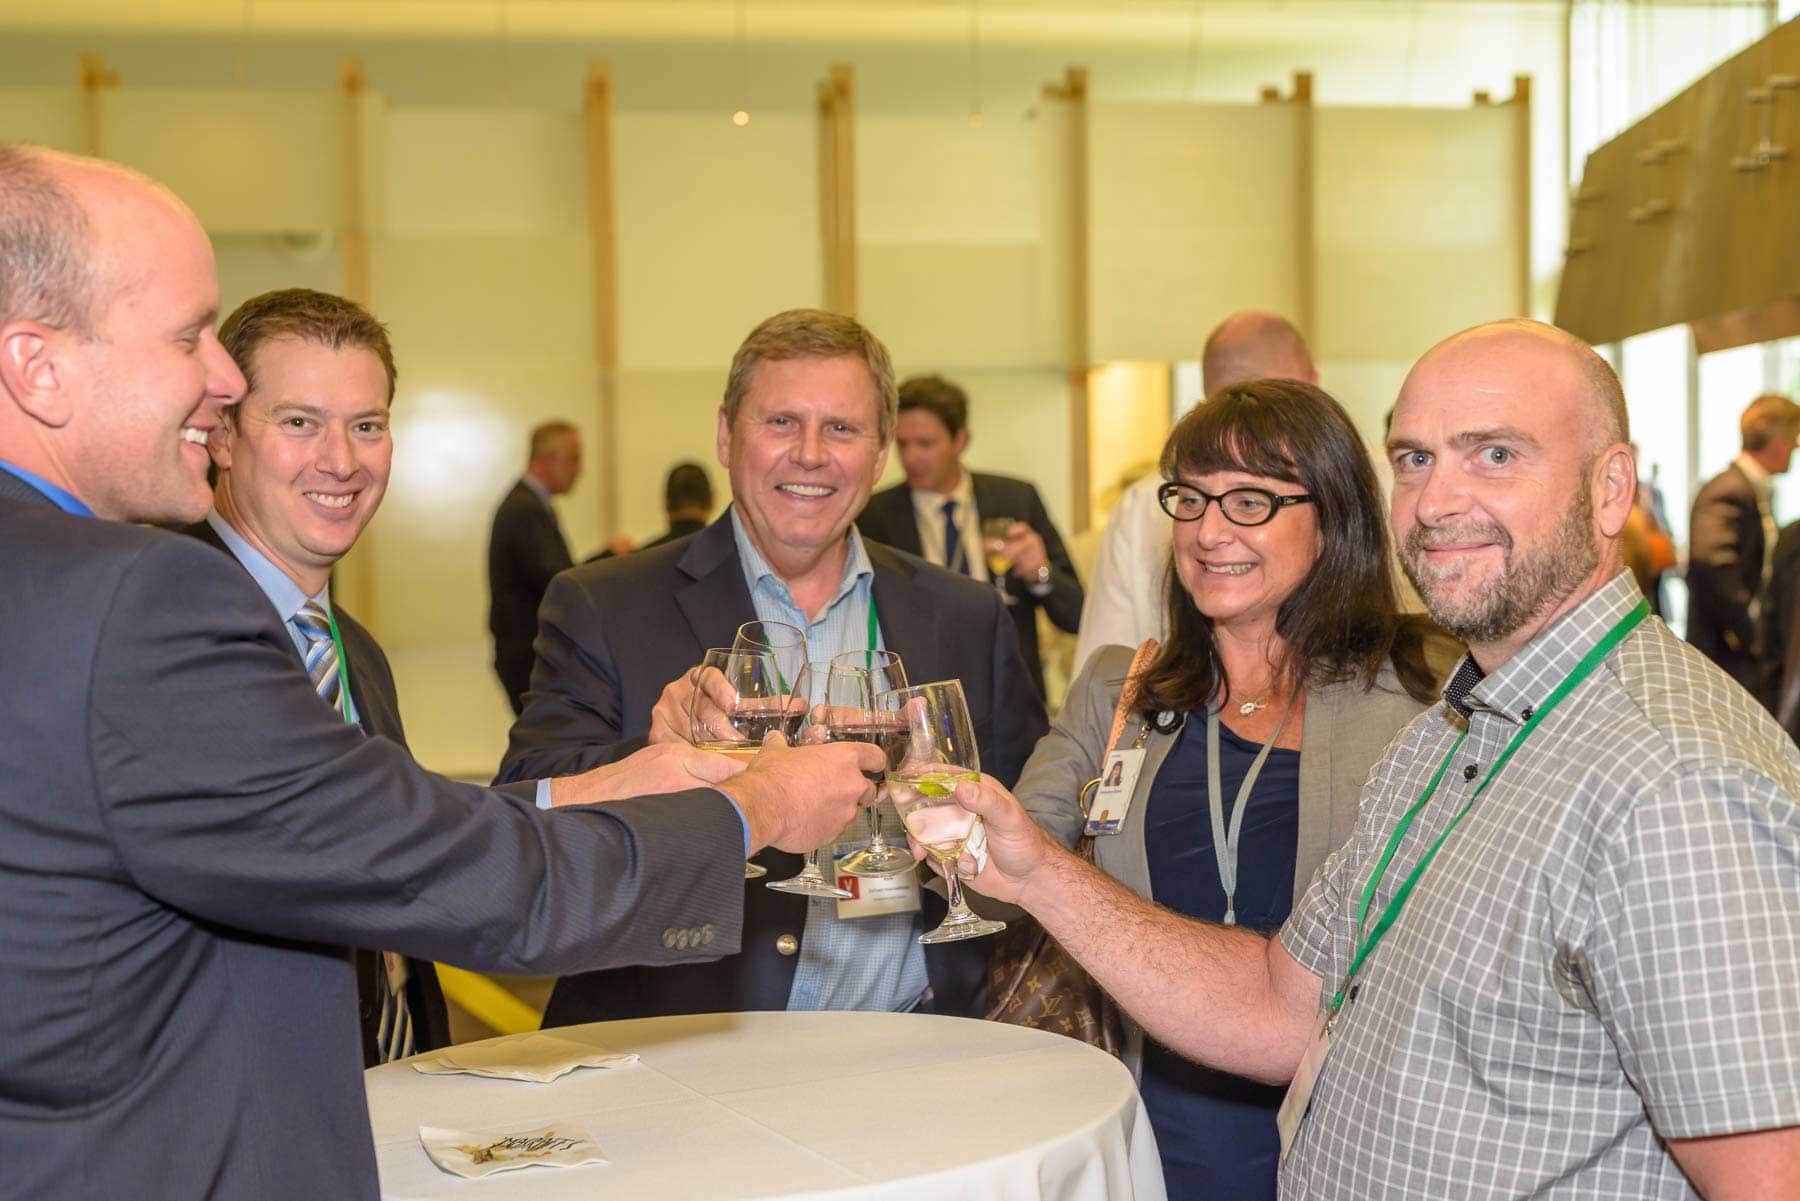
<box><xmin>864</xmin><ymin>592</ymin><xmax>880</xmax><ymax>664</ymax></box>
<box><xmin>321</xmin><ymin>602</ymin><xmax>357</xmax><ymax>727</ymax></box>
<box><xmin>1328</xmin><ymin>599</ymin><xmax>1649</xmax><ymax>1018</ymax></box>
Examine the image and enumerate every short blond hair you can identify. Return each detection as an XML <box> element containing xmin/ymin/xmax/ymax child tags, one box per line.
<box><xmin>721</xmin><ymin>309</ymin><xmax>897</xmax><ymax>441</ymax></box>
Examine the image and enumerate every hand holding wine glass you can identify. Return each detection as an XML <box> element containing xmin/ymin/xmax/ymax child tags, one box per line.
<box><xmin>767</xmin><ymin>659</ymin><xmax>856</xmax><ymax>898</ymax></box>
<box><xmin>823</xmin><ymin>650</ymin><xmax>913</xmax><ymax>877</ymax></box>
<box><xmin>689</xmin><ymin>648</ymin><xmax>809</xmax><ymax>878</ymax></box>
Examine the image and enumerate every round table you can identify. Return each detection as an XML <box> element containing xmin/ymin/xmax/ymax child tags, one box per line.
<box><xmin>365</xmin><ymin>1011</ymin><xmax>1166</xmax><ymax>1200</ymax></box>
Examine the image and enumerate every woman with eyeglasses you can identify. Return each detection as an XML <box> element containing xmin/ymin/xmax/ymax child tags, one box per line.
<box><xmin>1008</xmin><ymin>378</ymin><xmax>1459</xmax><ymax>1200</ymax></box>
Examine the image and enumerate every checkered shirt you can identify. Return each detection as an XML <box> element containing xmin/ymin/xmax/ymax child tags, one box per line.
<box><xmin>1278</xmin><ymin>572</ymin><xmax>1800</xmax><ymax>1199</ymax></box>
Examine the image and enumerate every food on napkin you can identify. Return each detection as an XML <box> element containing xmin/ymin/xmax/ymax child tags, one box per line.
<box><xmin>410</xmin><ymin>1031</ymin><xmax>637</xmax><ymax>1083</ymax></box>
<box><xmin>420</xmin><ymin>1123</ymin><xmax>608</xmax><ymax>1179</ymax></box>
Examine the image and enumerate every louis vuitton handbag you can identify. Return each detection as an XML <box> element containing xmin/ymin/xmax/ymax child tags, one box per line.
<box><xmin>982</xmin><ymin>638</ymin><xmax>1159</xmax><ymax>1055</ymax></box>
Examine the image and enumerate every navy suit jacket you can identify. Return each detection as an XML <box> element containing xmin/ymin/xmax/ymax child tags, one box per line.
<box><xmin>496</xmin><ymin>510</ymin><xmax>1048</xmax><ymax>1024</ymax></box>
<box><xmin>182</xmin><ymin>518</ymin><xmax>453</xmax><ymax>1065</ymax></box>
<box><xmin>857</xmin><ymin>471</ymin><xmax>1083</xmax><ymax>698</ymax></box>
<box><xmin>1687</xmin><ymin>462</ymin><xmax>1768</xmax><ymax>693</ymax></box>
<box><xmin>0</xmin><ymin>471</ymin><xmax>747</xmax><ymax>1201</ymax></box>
<box><xmin>487</xmin><ymin>479</ymin><xmax>574</xmax><ymax>711</ymax></box>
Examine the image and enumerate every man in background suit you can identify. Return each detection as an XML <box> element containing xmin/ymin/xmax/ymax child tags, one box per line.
<box><xmin>586</xmin><ymin>459</ymin><xmax>715</xmax><ymax>562</ymax></box>
<box><xmin>1687</xmin><ymin>392</ymin><xmax>1800</xmax><ymax>695</ymax></box>
<box><xmin>0</xmin><ymin>145</ymin><xmax>877</xmax><ymax>1201</ymax></box>
<box><xmin>487</xmin><ymin>419</ymin><xmax>581</xmax><ymax>714</ymax></box>
<box><xmin>499</xmin><ymin>309</ymin><xmax>1047</xmax><ymax>1028</ymax></box>
<box><xmin>855</xmin><ymin>374</ymin><xmax>1084</xmax><ymax>699</ymax></box>
<box><xmin>182</xmin><ymin>286</ymin><xmax>449</xmax><ymax>1066</ymax></box>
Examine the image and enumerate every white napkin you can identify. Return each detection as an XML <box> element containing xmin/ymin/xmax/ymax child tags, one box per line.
<box><xmin>420</xmin><ymin>1122</ymin><xmax>609</xmax><ymax>1178</ymax></box>
<box><xmin>410</xmin><ymin>1031</ymin><xmax>638</xmax><ymax>1083</ymax></box>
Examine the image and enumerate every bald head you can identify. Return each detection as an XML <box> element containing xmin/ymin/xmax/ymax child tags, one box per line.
<box><xmin>1408</xmin><ymin>318</ymin><xmax>1628</xmax><ymax>453</ymax></box>
<box><xmin>1201</xmin><ymin>310</ymin><xmax>1317</xmax><ymax>398</ymax></box>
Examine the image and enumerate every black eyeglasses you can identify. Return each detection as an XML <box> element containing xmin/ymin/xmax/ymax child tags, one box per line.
<box><xmin>1157</xmin><ymin>481</ymin><xmax>1315</xmax><ymax>527</ymax></box>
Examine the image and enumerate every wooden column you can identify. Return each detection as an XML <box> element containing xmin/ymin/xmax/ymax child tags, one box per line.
<box><xmin>585</xmin><ymin>64</ymin><xmax>622</xmax><ymax>539</ymax></box>
<box><xmin>1507</xmin><ymin>75</ymin><xmax>1534</xmax><ymax>317</ymax></box>
<box><xmin>816</xmin><ymin>64</ymin><xmax>857</xmax><ymax>316</ymax></box>
<box><xmin>77</xmin><ymin>53</ymin><xmax>119</xmax><ymax>157</ymax></box>
<box><xmin>1262</xmin><ymin>71</ymin><xmax>1316</xmax><ymax>345</ymax></box>
<box><xmin>334</xmin><ymin>58</ymin><xmax>378</xmax><ymax>625</ymax></box>
<box><xmin>1045</xmin><ymin>67</ymin><xmax>1092</xmax><ymax>533</ymax></box>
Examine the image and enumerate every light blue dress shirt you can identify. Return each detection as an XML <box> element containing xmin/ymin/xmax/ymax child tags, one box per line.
<box><xmin>206</xmin><ymin>511</ymin><xmax>360</xmax><ymax>726</ymax></box>
<box><xmin>729</xmin><ymin>509</ymin><xmax>931</xmax><ymax>1014</ymax></box>
<box><xmin>0</xmin><ymin>459</ymin><xmax>94</xmax><ymax>517</ymax></box>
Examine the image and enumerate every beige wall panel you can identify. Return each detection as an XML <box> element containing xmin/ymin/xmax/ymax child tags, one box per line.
<box><xmin>858</xmin><ymin>114</ymin><xmax>1043</xmax><ymax>243</ymax></box>
<box><xmin>375</xmin><ymin>231</ymin><xmax>594</xmax><ymax>365</ymax></box>
<box><xmin>0</xmin><ymin>89</ymin><xmax>82</xmax><ymax>149</ymax></box>
<box><xmin>213</xmin><ymin>233</ymin><xmax>344</xmax><ymax>321</ymax></box>
<box><xmin>1314</xmin><ymin>106</ymin><xmax>1524</xmax><ymax>363</ymax></box>
<box><xmin>614</xmin><ymin>112</ymin><xmax>820</xmax><ymax>371</ymax></box>
<box><xmin>1088</xmin><ymin>104</ymin><xmax>1302</xmax><ymax>363</ymax></box>
<box><xmin>1314</xmin><ymin>358</ymin><xmax>1413</xmax><ymax>447</ymax></box>
<box><xmin>102</xmin><ymin>90</ymin><xmax>338</xmax><ymax>233</ymax></box>
<box><xmin>1033</xmin><ymin>99</ymin><xmax>1081</xmax><ymax>366</ymax></box>
<box><xmin>381</xmin><ymin>108</ymin><xmax>586</xmax><ymax>236</ymax></box>
<box><xmin>612</xmin><ymin>368</ymin><xmax>731</xmax><ymax>544</ymax></box>
<box><xmin>860</xmin><ymin>243</ymin><xmax>1042</xmax><ymax>370</ymax></box>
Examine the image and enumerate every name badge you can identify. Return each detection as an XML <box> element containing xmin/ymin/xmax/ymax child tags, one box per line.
<box><xmin>1084</xmin><ymin>747</ymin><xmax>1147</xmax><ymax>836</ymax></box>
<box><xmin>835</xmin><ymin>866</ymin><xmax>923</xmax><ymax>919</ymax></box>
<box><xmin>1276</xmin><ymin>1013</ymin><xmax>1334</xmax><ymax>1161</ymax></box>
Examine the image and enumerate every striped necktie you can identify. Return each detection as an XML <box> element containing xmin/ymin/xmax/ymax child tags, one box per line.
<box><xmin>293</xmin><ymin>601</ymin><xmax>343</xmax><ymax>715</ymax></box>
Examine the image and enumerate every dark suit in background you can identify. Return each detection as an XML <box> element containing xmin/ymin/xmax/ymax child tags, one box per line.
<box><xmin>184</xmin><ymin>518</ymin><xmax>452</xmax><ymax>1065</ymax></box>
<box><xmin>857</xmin><ymin>471</ymin><xmax>1083</xmax><ymax>699</ymax></box>
<box><xmin>1760</xmin><ymin>520</ymin><xmax>1800</xmax><ymax>741</ymax></box>
<box><xmin>487</xmin><ymin>479</ymin><xmax>574</xmax><ymax>714</ymax></box>
<box><xmin>1687</xmin><ymin>461</ymin><xmax>1770</xmax><ymax>695</ymax></box>
<box><xmin>497</xmin><ymin>511</ymin><xmax>1047</xmax><ymax>1026</ymax></box>
<box><xmin>2</xmin><ymin>476</ymin><xmax>747</xmax><ymax>1201</ymax></box>
<box><xmin>584</xmin><ymin>514</ymin><xmax>707</xmax><ymax>564</ymax></box>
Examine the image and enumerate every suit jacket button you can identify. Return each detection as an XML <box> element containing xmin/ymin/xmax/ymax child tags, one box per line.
<box><xmin>775</xmin><ymin>934</ymin><xmax>798</xmax><ymax>956</ymax></box>
<box><xmin>699</xmin><ymin>924</ymin><xmax>715</xmax><ymax>946</ymax></box>
<box><xmin>662</xmin><ymin>928</ymin><xmax>679</xmax><ymax>949</ymax></box>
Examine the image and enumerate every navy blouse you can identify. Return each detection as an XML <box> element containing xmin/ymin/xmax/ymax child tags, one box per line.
<box><xmin>1138</xmin><ymin>710</ymin><xmax>1301</xmax><ymax>1201</ymax></box>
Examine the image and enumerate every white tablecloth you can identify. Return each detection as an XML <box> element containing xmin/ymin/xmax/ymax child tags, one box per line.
<box><xmin>366</xmin><ymin>1011</ymin><xmax>1166</xmax><ymax>1201</ymax></box>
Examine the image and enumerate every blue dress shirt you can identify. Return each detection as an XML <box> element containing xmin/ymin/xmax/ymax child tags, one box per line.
<box><xmin>0</xmin><ymin>460</ymin><xmax>94</xmax><ymax>517</ymax></box>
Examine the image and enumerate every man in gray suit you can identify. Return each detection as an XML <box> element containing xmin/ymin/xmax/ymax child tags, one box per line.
<box><xmin>0</xmin><ymin>145</ymin><xmax>880</xmax><ymax>1201</ymax></box>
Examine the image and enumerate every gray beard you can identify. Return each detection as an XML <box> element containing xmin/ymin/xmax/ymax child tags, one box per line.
<box><xmin>1402</xmin><ymin>490</ymin><xmax>1599</xmax><ymax>646</ymax></box>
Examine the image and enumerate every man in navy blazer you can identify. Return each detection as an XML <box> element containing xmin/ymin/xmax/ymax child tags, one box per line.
<box><xmin>0</xmin><ymin>145</ymin><xmax>878</xmax><ymax>1201</ymax></box>
<box><xmin>498</xmin><ymin>309</ymin><xmax>1047</xmax><ymax>1028</ymax></box>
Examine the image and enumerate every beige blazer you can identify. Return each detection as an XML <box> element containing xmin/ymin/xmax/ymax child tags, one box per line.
<box><xmin>1014</xmin><ymin>641</ymin><xmax>1441</xmax><ymax>1073</ymax></box>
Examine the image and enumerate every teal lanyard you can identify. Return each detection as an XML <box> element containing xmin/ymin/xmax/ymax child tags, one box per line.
<box><xmin>1329</xmin><ymin>599</ymin><xmax>1649</xmax><ymax>1017</ymax></box>
<box><xmin>321</xmin><ymin>602</ymin><xmax>357</xmax><ymax>727</ymax></box>
<box><xmin>865</xmin><ymin>592</ymin><xmax>880</xmax><ymax>664</ymax></box>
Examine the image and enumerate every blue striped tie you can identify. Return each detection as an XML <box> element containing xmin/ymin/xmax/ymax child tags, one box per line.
<box><xmin>293</xmin><ymin>601</ymin><xmax>342</xmax><ymax>714</ymax></box>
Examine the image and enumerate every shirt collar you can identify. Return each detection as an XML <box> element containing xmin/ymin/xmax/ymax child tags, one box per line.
<box><xmin>1444</xmin><ymin>571</ymin><xmax>1644</xmax><ymax>725</ymax></box>
<box><xmin>0</xmin><ymin>459</ymin><xmax>94</xmax><ymax>517</ymax></box>
<box><xmin>909</xmin><ymin>468</ymin><xmax>974</xmax><ymax>520</ymax></box>
<box><xmin>206</xmin><ymin>509</ymin><xmax>330</xmax><ymax>625</ymax></box>
<box><xmin>520</xmin><ymin>474</ymin><xmax>553</xmax><ymax>505</ymax></box>
<box><xmin>729</xmin><ymin>505</ymin><xmax>873</xmax><ymax>615</ymax></box>
<box><xmin>1735</xmin><ymin>452</ymin><xmax>1775</xmax><ymax>496</ymax></box>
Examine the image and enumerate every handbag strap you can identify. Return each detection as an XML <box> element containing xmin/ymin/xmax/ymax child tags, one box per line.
<box><xmin>1080</xmin><ymin>638</ymin><xmax>1161</xmax><ymax>820</ymax></box>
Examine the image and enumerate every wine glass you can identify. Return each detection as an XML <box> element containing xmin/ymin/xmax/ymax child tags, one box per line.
<box><xmin>877</xmin><ymin>679</ymin><xmax>1006</xmax><ymax>944</ymax></box>
<box><xmin>688</xmin><ymin>647</ymin><xmax>810</xmax><ymax>879</ymax></box>
<box><xmin>729</xmin><ymin>621</ymin><xmax>810</xmax><ymax>878</ymax></box>
<box><xmin>821</xmin><ymin>650</ymin><xmax>912</xmax><ymax>877</ymax></box>
<box><xmin>766</xmin><ymin>659</ymin><xmax>855</xmax><ymax>899</ymax></box>
<box><xmin>979</xmin><ymin>517</ymin><xmax>1017</xmax><ymax>606</ymax></box>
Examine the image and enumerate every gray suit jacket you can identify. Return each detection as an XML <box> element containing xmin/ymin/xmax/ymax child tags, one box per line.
<box><xmin>0</xmin><ymin>475</ymin><xmax>747</xmax><ymax>1201</ymax></box>
<box><xmin>1015</xmin><ymin>642</ymin><xmax>1437</xmax><ymax>1074</ymax></box>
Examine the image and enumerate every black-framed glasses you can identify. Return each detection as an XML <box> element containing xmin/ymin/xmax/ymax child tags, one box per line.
<box><xmin>1157</xmin><ymin>481</ymin><xmax>1315</xmax><ymax>527</ymax></box>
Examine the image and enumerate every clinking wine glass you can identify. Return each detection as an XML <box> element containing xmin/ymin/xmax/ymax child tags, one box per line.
<box><xmin>765</xmin><ymin>658</ymin><xmax>854</xmax><ymax>899</ymax></box>
<box><xmin>979</xmin><ymin>517</ymin><xmax>1017</xmax><ymax>607</ymax></box>
<box><xmin>729</xmin><ymin>621</ymin><xmax>810</xmax><ymax>879</ymax></box>
<box><xmin>688</xmin><ymin>647</ymin><xmax>809</xmax><ymax>880</ymax></box>
<box><xmin>877</xmin><ymin>679</ymin><xmax>1006</xmax><ymax>944</ymax></box>
<box><xmin>822</xmin><ymin>650</ymin><xmax>912</xmax><ymax>877</ymax></box>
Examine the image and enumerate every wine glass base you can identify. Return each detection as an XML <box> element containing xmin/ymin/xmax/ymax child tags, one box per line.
<box><xmin>767</xmin><ymin>875</ymin><xmax>853</xmax><ymax>899</ymax></box>
<box><xmin>836</xmin><ymin>846</ymin><xmax>914</xmax><ymax>877</ymax></box>
<box><xmin>743</xmin><ymin>861</ymin><xmax>768</xmax><ymax>879</ymax></box>
<box><xmin>918</xmin><ymin>916</ymin><xmax>1006</xmax><ymax>944</ymax></box>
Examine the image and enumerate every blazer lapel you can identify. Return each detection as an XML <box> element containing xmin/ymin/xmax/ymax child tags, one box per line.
<box><xmin>674</xmin><ymin>512</ymin><xmax>759</xmax><ymax>655</ymax></box>
<box><xmin>865</xmin><ymin>540</ymin><xmax>947</xmax><ymax>680</ymax></box>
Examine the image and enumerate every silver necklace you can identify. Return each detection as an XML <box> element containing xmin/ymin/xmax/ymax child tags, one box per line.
<box><xmin>1237</xmin><ymin>697</ymin><xmax>1269</xmax><ymax>717</ymax></box>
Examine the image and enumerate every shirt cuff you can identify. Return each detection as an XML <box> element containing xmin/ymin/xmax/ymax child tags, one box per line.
<box><xmin>715</xmin><ymin>789</ymin><xmax>753</xmax><ymax>856</ymax></box>
<box><xmin>535</xmin><ymin>778</ymin><xmax>553</xmax><ymax>809</ymax></box>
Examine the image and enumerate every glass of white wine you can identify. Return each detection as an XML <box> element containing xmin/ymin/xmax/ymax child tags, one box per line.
<box><xmin>766</xmin><ymin>658</ymin><xmax>854</xmax><ymax>899</ymax></box>
<box><xmin>877</xmin><ymin>679</ymin><xmax>1006</xmax><ymax>944</ymax></box>
<box><xmin>823</xmin><ymin>650</ymin><xmax>912</xmax><ymax>877</ymax></box>
<box><xmin>979</xmin><ymin>517</ymin><xmax>1017</xmax><ymax>606</ymax></box>
<box><xmin>688</xmin><ymin>647</ymin><xmax>809</xmax><ymax>880</ymax></box>
<box><xmin>728</xmin><ymin>621</ymin><xmax>811</xmax><ymax>878</ymax></box>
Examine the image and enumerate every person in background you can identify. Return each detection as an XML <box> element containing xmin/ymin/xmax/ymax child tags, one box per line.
<box><xmin>587</xmin><ymin>460</ymin><xmax>715</xmax><ymax>562</ymax></box>
<box><xmin>1686</xmin><ymin>392</ymin><xmax>1800</xmax><ymax>697</ymax></box>
<box><xmin>855</xmin><ymin>374</ymin><xmax>1084</xmax><ymax>701</ymax></box>
<box><xmin>1619</xmin><ymin>444</ymin><xmax>1677</xmax><ymax>616</ymax></box>
<box><xmin>487</xmin><ymin>420</ymin><xmax>581</xmax><ymax>715</ymax></box>
<box><xmin>945</xmin><ymin>320</ymin><xmax>1799</xmax><ymax>1199</ymax></box>
<box><xmin>497</xmin><ymin>309</ymin><xmax>1047</xmax><ymax>1030</ymax></box>
<box><xmin>181</xmin><ymin>286</ymin><xmax>451</xmax><ymax>1067</ymax></box>
<box><xmin>1014</xmin><ymin>379</ymin><xmax>1454</xmax><ymax>1199</ymax></box>
<box><xmin>1758</xmin><ymin>518</ymin><xmax>1800</xmax><ymax>742</ymax></box>
<box><xmin>1073</xmin><ymin>310</ymin><xmax>1318</xmax><ymax>675</ymax></box>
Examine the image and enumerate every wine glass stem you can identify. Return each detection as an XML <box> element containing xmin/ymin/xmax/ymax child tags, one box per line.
<box><xmin>944</xmin><ymin>863</ymin><xmax>969</xmax><ymax>917</ymax></box>
<box><xmin>865</xmin><ymin>805</ymin><xmax>889</xmax><ymax>853</ymax></box>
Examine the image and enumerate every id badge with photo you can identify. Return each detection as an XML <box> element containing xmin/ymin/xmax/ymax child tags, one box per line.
<box><xmin>835</xmin><ymin>867</ymin><xmax>923</xmax><ymax>919</ymax></box>
<box><xmin>1084</xmin><ymin>747</ymin><xmax>1146</xmax><ymax>836</ymax></box>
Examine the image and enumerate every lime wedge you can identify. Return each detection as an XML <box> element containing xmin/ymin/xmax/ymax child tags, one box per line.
<box><xmin>915</xmin><ymin>777</ymin><xmax>956</xmax><ymax>798</ymax></box>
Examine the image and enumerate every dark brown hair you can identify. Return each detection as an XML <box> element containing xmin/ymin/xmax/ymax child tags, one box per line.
<box><xmin>1135</xmin><ymin>379</ymin><xmax>1440</xmax><ymax>717</ymax></box>
<box><xmin>897</xmin><ymin>374</ymin><xmax>969</xmax><ymax>437</ymax></box>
